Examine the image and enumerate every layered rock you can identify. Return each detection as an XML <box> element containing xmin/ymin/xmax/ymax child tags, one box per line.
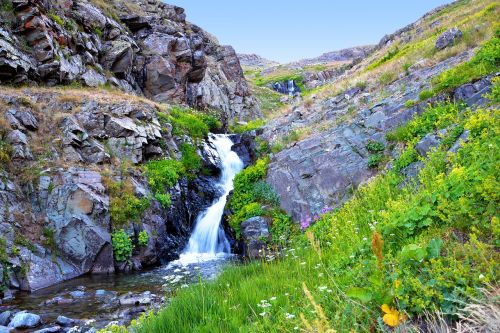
<box><xmin>264</xmin><ymin>47</ymin><xmax>497</xmax><ymax>220</ymax></box>
<box><xmin>0</xmin><ymin>89</ymin><xmax>234</xmax><ymax>291</ymax></box>
<box><xmin>0</xmin><ymin>0</ymin><xmax>260</xmax><ymax>123</ymax></box>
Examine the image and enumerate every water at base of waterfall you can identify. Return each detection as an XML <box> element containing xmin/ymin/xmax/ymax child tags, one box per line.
<box><xmin>176</xmin><ymin>134</ymin><xmax>244</xmax><ymax>265</ymax></box>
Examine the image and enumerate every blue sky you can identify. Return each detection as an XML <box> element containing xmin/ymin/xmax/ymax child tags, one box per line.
<box><xmin>166</xmin><ymin>1</ymin><xmax>451</xmax><ymax>63</ymax></box>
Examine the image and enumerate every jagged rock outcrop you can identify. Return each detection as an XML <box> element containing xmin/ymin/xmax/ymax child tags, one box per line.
<box><xmin>0</xmin><ymin>0</ymin><xmax>260</xmax><ymax>123</ymax></box>
<box><xmin>264</xmin><ymin>46</ymin><xmax>497</xmax><ymax>220</ymax></box>
<box><xmin>0</xmin><ymin>88</ymin><xmax>232</xmax><ymax>291</ymax></box>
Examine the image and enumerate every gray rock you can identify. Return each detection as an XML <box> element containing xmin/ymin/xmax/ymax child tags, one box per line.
<box><xmin>240</xmin><ymin>216</ymin><xmax>270</xmax><ymax>258</ymax></box>
<box><xmin>364</xmin><ymin>111</ymin><xmax>387</xmax><ymax>129</ymax></box>
<box><xmin>56</xmin><ymin>315</ymin><xmax>76</xmax><ymax>326</ymax></box>
<box><xmin>415</xmin><ymin>133</ymin><xmax>441</xmax><ymax>157</ymax></box>
<box><xmin>435</xmin><ymin>28</ymin><xmax>462</xmax><ymax>50</ymax></box>
<box><xmin>8</xmin><ymin>311</ymin><xmax>41</xmax><ymax>329</ymax></box>
<box><xmin>0</xmin><ymin>311</ymin><xmax>12</xmax><ymax>326</ymax></box>
<box><xmin>34</xmin><ymin>326</ymin><xmax>62</xmax><ymax>333</ymax></box>
<box><xmin>119</xmin><ymin>292</ymin><xmax>152</xmax><ymax>306</ymax></box>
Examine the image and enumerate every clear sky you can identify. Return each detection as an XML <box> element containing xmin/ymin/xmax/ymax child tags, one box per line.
<box><xmin>166</xmin><ymin>1</ymin><xmax>452</xmax><ymax>63</ymax></box>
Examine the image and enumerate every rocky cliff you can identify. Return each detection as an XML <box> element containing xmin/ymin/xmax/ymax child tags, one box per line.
<box><xmin>0</xmin><ymin>0</ymin><xmax>260</xmax><ymax>123</ymax></box>
<box><xmin>261</xmin><ymin>0</ymin><xmax>498</xmax><ymax>221</ymax></box>
<box><xmin>0</xmin><ymin>0</ymin><xmax>259</xmax><ymax>295</ymax></box>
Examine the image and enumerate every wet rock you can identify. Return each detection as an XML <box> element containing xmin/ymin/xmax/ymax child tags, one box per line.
<box><xmin>435</xmin><ymin>28</ymin><xmax>462</xmax><ymax>50</ymax></box>
<box><xmin>119</xmin><ymin>292</ymin><xmax>152</xmax><ymax>306</ymax></box>
<box><xmin>34</xmin><ymin>326</ymin><xmax>62</xmax><ymax>333</ymax></box>
<box><xmin>0</xmin><ymin>326</ymin><xmax>9</xmax><ymax>333</ymax></box>
<box><xmin>240</xmin><ymin>216</ymin><xmax>270</xmax><ymax>258</ymax></box>
<box><xmin>0</xmin><ymin>311</ymin><xmax>12</xmax><ymax>326</ymax></box>
<box><xmin>8</xmin><ymin>311</ymin><xmax>41</xmax><ymax>329</ymax></box>
<box><xmin>56</xmin><ymin>315</ymin><xmax>77</xmax><ymax>326</ymax></box>
<box><xmin>69</xmin><ymin>290</ymin><xmax>85</xmax><ymax>298</ymax></box>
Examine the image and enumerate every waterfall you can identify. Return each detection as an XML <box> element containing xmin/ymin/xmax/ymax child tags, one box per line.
<box><xmin>178</xmin><ymin>134</ymin><xmax>244</xmax><ymax>264</ymax></box>
<box><xmin>288</xmin><ymin>79</ymin><xmax>295</xmax><ymax>95</ymax></box>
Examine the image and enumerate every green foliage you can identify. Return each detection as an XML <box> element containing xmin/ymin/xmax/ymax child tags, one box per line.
<box><xmin>387</xmin><ymin>102</ymin><xmax>464</xmax><ymax>142</ymax></box>
<box><xmin>431</xmin><ymin>37</ymin><xmax>500</xmax><ymax>96</ymax></box>
<box><xmin>0</xmin><ymin>141</ymin><xmax>12</xmax><ymax>169</ymax></box>
<box><xmin>112</xmin><ymin>230</ymin><xmax>133</xmax><ymax>262</ymax></box>
<box><xmin>180</xmin><ymin>143</ymin><xmax>202</xmax><ymax>177</ymax></box>
<box><xmin>253</xmin><ymin>72</ymin><xmax>306</xmax><ymax>92</ymax></box>
<box><xmin>418</xmin><ymin>89</ymin><xmax>433</xmax><ymax>101</ymax></box>
<box><xmin>165</xmin><ymin>106</ymin><xmax>221</xmax><ymax>141</ymax></box>
<box><xmin>230</xmin><ymin>158</ymin><xmax>269</xmax><ymax>213</ymax></box>
<box><xmin>367</xmin><ymin>47</ymin><xmax>400</xmax><ymax>71</ymax></box>
<box><xmin>355</xmin><ymin>81</ymin><xmax>367</xmax><ymax>90</ymax></box>
<box><xmin>145</xmin><ymin>159</ymin><xmax>183</xmax><ymax>193</ymax></box>
<box><xmin>404</xmin><ymin>99</ymin><xmax>416</xmax><ymax>108</ymax></box>
<box><xmin>378</xmin><ymin>71</ymin><xmax>396</xmax><ymax>86</ymax></box>
<box><xmin>392</xmin><ymin>146</ymin><xmax>419</xmax><ymax>172</ymax></box>
<box><xmin>368</xmin><ymin>154</ymin><xmax>383</xmax><ymax>168</ymax></box>
<box><xmin>269</xmin><ymin>209</ymin><xmax>296</xmax><ymax>244</ymax></box>
<box><xmin>230</xmin><ymin>119</ymin><xmax>266</xmax><ymax>133</ymax></box>
<box><xmin>106</xmin><ymin>178</ymin><xmax>150</xmax><ymax>227</ymax></box>
<box><xmin>229</xmin><ymin>202</ymin><xmax>264</xmax><ymax>237</ymax></box>
<box><xmin>48</xmin><ymin>12</ymin><xmax>64</xmax><ymax>26</ymax></box>
<box><xmin>14</xmin><ymin>233</ymin><xmax>36</xmax><ymax>252</ymax></box>
<box><xmin>366</xmin><ymin>140</ymin><xmax>385</xmax><ymax>153</ymax></box>
<box><xmin>486</xmin><ymin>76</ymin><xmax>500</xmax><ymax>103</ymax></box>
<box><xmin>138</xmin><ymin>230</ymin><xmax>149</xmax><ymax>247</ymax></box>
<box><xmin>154</xmin><ymin>193</ymin><xmax>172</xmax><ymax>208</ymax></box>
<box><xmin>250</xmin><ymin>85</ymin><xmax>285</xmax><ymax>116</ymax></box>
<box><xmin>42</xmin><ymin>227</ymin><xmax>57</xmax><ymax>253</ymax></box>
<box><xmin>251</xmin><ymin>181</ymin><xmax>280</xmax><ymax>207</ymax></box>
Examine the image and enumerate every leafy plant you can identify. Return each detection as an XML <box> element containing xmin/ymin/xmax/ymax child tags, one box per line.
<box><xmin>366</xmin><ymin>140</ymin><xmax>385</xmax><ymax>153</ymax></box>
<box><xmin>180</xmin><ymin>143</ymin><xmax>202</xmax><ymax>177</ymax></box>
<box><xmin>368</xmin><ymin>154</ymin><xmax>383</xmax><ymax>168</ymax></box>
<box><xmin>138</xmin><ymin>230</ymin><xmax>149</xmax><ymax>247</ymax></box>
<box><xmin>112</xmin><ymin>230</ymin><xmax>133</xmax><ymax>262</ymax></box>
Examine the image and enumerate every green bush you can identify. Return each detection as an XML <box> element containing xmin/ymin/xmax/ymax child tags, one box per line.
<box><xmin>368</xmin><ymin>153</ymin><xmax>383</xmax><ymax>168</ymax></box>
<box><xmin>378</xmin><ymin>71</ymin><xmax>396</xmax><ymax>86</ymax></box>
<box><xmin>145</xmin><ymin>159</ymin><xmax>183</xmax><ymax>194</ymax></box>
<box><xmin>229</xmin><ymin>202</ymin><xmax>264</xmax><ymax>237</ymax></box>
<box><xmin>230</xmin><ymin>158</ymin><xmax>269</xmax><ymax>213</ymax></box>
<box><xmin>154</xmin><ymin>193</ymin><xmax>172</xmax><ymax>208</ymax></box>
<box><xmin>138</xmin><ymin>230</ymin><xmax>149</xmax><ymax>247</ymax></box>
<box><xmin>252</xmin><ymin>181</ymin><xmax>280</xmax><ymax>206</ymax></box>
<box><xmin>230</xmin><ymin>119</ymin><xmax>266</xmax><ymax>133</ymax></box>
<box><xmin>486</xmin><ymin>76</ymin><xmax>500</xmax><ymax>103</ymax></box>
<box><xmin>106</xmin><ymin>178</ymin><xmax>150</xmax><ymax>227</ymax></box>
<box><xmin>418</xmin><ymin>89</ymin><xmax>433</xmax><ymax>101</ymax></box>
<box><xmin>367</xmin><ymin>47</ymin><xmax>400</xmax><ymax>71</ymax></box>
<box><xmin>163</xmin><ymin>106</ymin><xmax>221</xmax><ymax>141</ymax></box>
<box><xmin>366</xmin><ymin>140</ymin><xmax>385</xmax><ymax>153</ymax></box>
<box><xmin>48</xmin><ymin>12</ymin><xmax>64</xmax><ymax>26</ymax></box>
<box><xmin>404</xmin><ymin>99</ymin><xmax>416</xmax><ymax>108</ymax></box>
<box><xmin>112</xmin><ymin>230</ymin><xmax>133</xmax><ymax>262</ymax></box>
<box><xmin>180</xmin><ymin>143</ymin><xmax>202</xmax><ymax>177</ymax></box>
<box><xmin>431</xmin><ymin>37</ymin><xmax>500</xmax><ymax>96</ymax></box>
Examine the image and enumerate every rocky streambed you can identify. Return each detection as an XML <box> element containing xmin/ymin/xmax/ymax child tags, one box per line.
<box><xmin>0</xmin><ymin>255</ymin><xmax>234</xmax><ymax>332</ymax></box>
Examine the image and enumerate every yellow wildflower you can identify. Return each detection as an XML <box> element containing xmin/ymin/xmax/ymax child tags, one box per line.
<box><xmin>381</xmin><ymin>304</ymin><xmax>406</xmax><ymax>327</ymax></box>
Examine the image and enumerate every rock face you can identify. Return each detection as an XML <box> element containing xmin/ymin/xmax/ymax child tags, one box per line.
<box><xmin>435</xmin><ymin>28</ymin><xmax>463</xmax><ymax>50</ymax></box>
<box><xmin>0</xmin><ymin>88</ymin><xmax>237</xmax><ymax>292</ymax></box>
<box><xmin>0</xmin><ymin>0</ymin><xmax>260</xmax><ymax>123</ymax></box>
<box><xmin>240</xmin><ymin>216</ymin><xmax>270</xmax><ymax>258</ymax></box>
<box><xmin>264</xmin><ymin>44</ymin><xmax>497</xmax><ymax>221</ymax></box>
<box><xmin>7</xmin><ymin>311</ymin><xmax>41</xmax><ymax>329</ymax></box>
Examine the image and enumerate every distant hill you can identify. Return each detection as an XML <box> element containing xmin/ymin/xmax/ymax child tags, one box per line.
<box><xmin>237</xmin><ymin>53</ymin><xmax>280</xmax><ymax>68</ymax></box>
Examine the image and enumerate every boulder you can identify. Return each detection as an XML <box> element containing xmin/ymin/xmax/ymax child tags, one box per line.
<box><xmin>435</xmin><ymin>28</ymin><xmax>462</xmax><ymax>50</ymax></box>
<box><xmin>415</xmin><ymin>133</ymin><xmax>441</xmax><ymax>157</ymax></box>
<box><xmin>34</xmin><ymin>327</ymin><xmax>62</xmax><ymax>333</ymax></box>
<box><xmin>56</xmin><ymin>315</ymin><xmax>77</xmax><ymax>326</ymax></box>
<box><xmin>240</xmin><ymin>216</ymin><xmax>270</xmax><ymax>258</ymax></box>
<box><xmin>8</xmin><ymin>311</ymin><xmax>41</xmax><ymax>329</ymax></box>
<box><xmin>0</xmin><ymin>311</ymin><xmax>12</xmax><ymax>326</ymax></box>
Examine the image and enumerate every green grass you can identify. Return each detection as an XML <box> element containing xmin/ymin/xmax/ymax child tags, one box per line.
<box><xmin>105</xmin><ymin>100</ymin><xmax>499</xmax><ymax>333</ymax></box>
<box><xmin>430</xmin><ymin>36</ymin><xmax>500</xmax><ymax>95</ymax></box>
<box><xmin>250</xmin><ymin>85</ymin><xmax>284</xmax><ymax>116</ymax></box>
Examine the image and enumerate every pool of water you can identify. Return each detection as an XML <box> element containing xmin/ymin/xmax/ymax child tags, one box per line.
<box><xmin>2</xmin><ymin>253</ymin><xmax>234</xmax><ymax>331</ymax></box>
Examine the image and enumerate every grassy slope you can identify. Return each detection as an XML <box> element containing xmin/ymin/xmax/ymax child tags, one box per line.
<box><xmin>114</xmin><ymin>94</ymin><xmax>498</xmax><ymax>333</ymax></box>
<box><xmin>100</xmin><ymin>1</ymin><xmax>500</xmax><ymax>332</ymax></box>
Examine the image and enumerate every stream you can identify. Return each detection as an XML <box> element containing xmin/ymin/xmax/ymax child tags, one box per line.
<box><xmin>1</xmin><ymin>134</ymin><xmax>243</xmax><ymax>332</ymax></box>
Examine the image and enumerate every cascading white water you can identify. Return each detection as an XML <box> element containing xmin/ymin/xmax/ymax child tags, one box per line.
<box><xmin>177</xmin><ymin>134</ymin><xmax>244</xmax><ymax>264</ymax></box>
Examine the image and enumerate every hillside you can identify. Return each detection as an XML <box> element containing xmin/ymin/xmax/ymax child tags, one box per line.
<box><xmin>110</xmin><ymin>0</ymin><xmax>499</xmax><ymax>332</ymax></box>
<box><xmin>0</xmin><ymin>0</ymin><xmax>498</xmax><ymax>332</ymax></box>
